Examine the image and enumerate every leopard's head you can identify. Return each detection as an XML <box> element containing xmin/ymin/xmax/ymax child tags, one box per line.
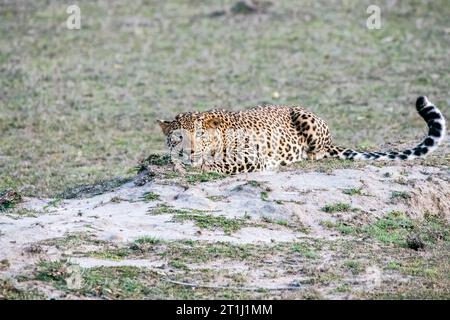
<box><xmin>157</xmin><ymin>112</ymin><xmax>223</xmax><ymax>165</ymax></box>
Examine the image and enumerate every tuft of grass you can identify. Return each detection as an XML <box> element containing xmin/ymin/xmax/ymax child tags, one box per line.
<box><xmin>148</xmin><ymin>204</ymin><xmax>212</xmax><ymax>216</ymax></box>
<box><xmin>0</xmin><ymin>279</ymin><xmax>44</xmax><ymax>300</ymax></box>
<box><xmin>343</xmin><ymin>260</ymin><xmax>365</xmax><ymax>275</ymax></box>
<box><xmin>320</xmin><ymin>220</ymin><xmax>356</xmax><ymax>235</ymax></box>
<box><xmin>275</xmin><ymin>219</ymin><xmax>289</xmax><ymax>227</ymax></box>
<box><xmin>0</xmin><ymin>189</ymin><xmax>22</xmax><ymax>212</ymax></box>
<box><xmin>260</xmin><ymin>191</ymin><xmax>270</xmax><ymax>201</ymax></box>
<box><xmin>207</xmin><ymin>195</ymin><xmax>227</xmax><ymax>202</ymax></box>
<box><xmin>141</xmin><ymin>192</ymin><xmax>160</xmax><ymax>202</ymax></box>
<box><xmin>321</xmin><ymin>202</ymin><xmax>353</xmax><ymax>213</ymax></box>
<box><xmin>169</xmin><ymin>260</ymin><xmax>190</xmax><ymax>270</ymax></box>
<box><xmin>247</xmin><ymin>180</ymin><xmax>263</xmax><ymax>188</ymax></box>
<box><xmin>362</xmin><ymin>211</ymin><xmax>414</xmax><ymax>246</ymax></box>
<box><xmin>39</xmin><ymin>232</ymin><xmax>106</xmax><ymax>250</ymax></box>
<box><xmin>335</xmin><ymin>224</ymin><xmax>357</xmax><ymax>235</ymax></box>
<box><xmin>35</xmin><ymin>260</ymin><xmax>69</xmax><ymax>287</ymax></box>
<box><xmin>110</xmin><ymin>196</ymin><xmax>125</xmax><ymax>203</ymax></box>
<box><xmin>89</xmin><ymin>248</ymin><xmax>133</xmax><ymax>261</ymax></box>
<box><xmin>324</xmin><ymin>211</ymin><xmax>449</xmax><ymax>250</ymax></box>
<box><xmin>134</xmin><ymin>236</ymin><xmax>161</xmax><ymax>245</ymax></box>
<box><xmin>173</xmin><ymin>214</ymin><xmax>245</xmax><ymax>234</ymax></box>
<box><xmin>342</xmin><ymin>188</ymin><xmax>363</xmax><ymax>196</ymax></box>
<box><xmin>185</xmin><ymin>172</ymin><xmax>226</xmax><ymax>184</ymax></box>
<box><xmin>390</xmin><ymin>191</ymin><xmax>411</xmax><ymax>201</ymax></box>
<box><xmin>137</xmin><ymin>154</ymin><xmax>172</xmax><ymax>172</ymax></box>
<box><xmin>291</xmin><ymin>243</ymin><xmax>318</xmax><ymax>259</ymax></box>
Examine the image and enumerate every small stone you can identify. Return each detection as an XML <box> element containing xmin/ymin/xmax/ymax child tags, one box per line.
<box><xmin>24</xmin><ymin>244</ymin><xmax>43</xmax><ymax>254</ymax></box>
<box><xmin>272</xmin><ymin>91</ymin><xmax>280</xmax><ymax>99</ymax></box>
<box><xmin>0</xmin><ymin>259</ymin><xmax>10</xmax><ymax>270</ymax></box>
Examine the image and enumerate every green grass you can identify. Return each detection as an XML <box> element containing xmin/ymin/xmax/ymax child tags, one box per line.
<box><xmin>362</xmin><ymin>211</ymin><xmax>415</xmax><ymax>245</ymax></box>
<box><xmin>141</xmin><ymin>191</ymin><xmax>160</xmax><ymax>202</ymax></box>
<box><xmin>89</xmin><ymin>248</ymin><xmax>133</xmax><ymax>261</ymax></box>
<box><xmin>39</xmin><ymin>232</ymin><xmax>106</xmax><ymax>250</ymax></box>
<box><xmin>27</xmin><ymin>235</ymin><xmax>450</xmax><ymax>299</ymax></box>
<box><xmin>291</xmin><ymin>243</ymin><xmax>318</xmax><ymax>259</ymax></box>
<box><xmin>247</xmin><ymin>180</ymin><xmax>264</xmax><ymax>188</ymax></box>
<box><xmin>1</xmin><ymin>0</ymin><xmax>449</xmax><ymax>197</ymax></box>
<box><xmin>0</xmin><ymin>190</ymin><xmax>22</xmax><ymax>212</ymax></box>
<box><xmin>185</xmin><ymin>171</ymin><xmax>226</xmax><ymax>184</ymax></box>
<box><xmin>172</xmin><ymin>213</ymin><xmax>246</xmax><ymax>234</ymax></box>
<box><xmin>136</xmin><ymin>154</ymin><xmax>172</xmax><ymax>172</ymax></box>
<box><xmin>34</xmin><ymin>261</ymin><xmax>255</xmax><ymax>299</ymax></box>
<box><xmin>320</xmin><ymin>220</ymin><xmax>356</xmax><ymax>235</ymax></box>
<box><xmin>342</xmin><ymin>188</ymin><xmax>363</xmax><ymax>196</ymax></box>
<box><xmin>321</xmin><ymin>202</ymin><xmax>354</xmax><ymax>213</ymax></box>
<box><xmin>148</xmin><ymin>203</ymin><xmax>213</xmax><ymax>216</ymax></box>
<box><xmin>35</xmin><ymin>260</ymin><xmax>69</xmax><ymax>286</ymax></box>
<box><xmin>343</xmin><ymin>260</ymin><xmax>365</xmax><ymax>275</ymax></box>
<box><xmin>0</xmin><ymin>279</ymin><xmax>44</xmax><ymax>300</ymax></box>
<box><xmin>134</xmin><ymin>236</ymin><xmax>161</xmax><ymax>245</ymax></box>
<box><xmin>390</xmin><ymin>191</ymin><xmax>411</xmax><ymax>201</ymax></box>
<box><xmin>260</xmin><ymin>191</ymin><xmax>270</xmax><ymax>201</ymax></box>
<box><xmin>207</xmin><ymin>195</ymin><xmax>227</xmax><ymax>202</ymax></box>
<box><xmin>325</xmin><ymin>211</ymin><xmax>449</xmax><ymax>248</ymax></box>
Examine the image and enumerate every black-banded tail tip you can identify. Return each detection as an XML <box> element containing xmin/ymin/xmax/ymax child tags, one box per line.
<box><xmin>416</xmin><ymin>96</ymin><xmax>430</xmax><ymax>111</ymax></box>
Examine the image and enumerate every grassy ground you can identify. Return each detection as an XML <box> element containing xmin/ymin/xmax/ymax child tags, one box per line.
<box><xmin>3</xmin><ymin>212</ymin><xmax>449</xmax><ymax>299</ymax></box>
<box><xmin>1</xmin><ymin>0</ymin><xmax>449</xmax><ymax>197</ymax></box>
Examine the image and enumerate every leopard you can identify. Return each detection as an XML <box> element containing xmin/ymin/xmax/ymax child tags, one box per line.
<box><xmin>157</xmin><ymin>96</ymin><xmax>446</xmax><ymax>174</ymax></box>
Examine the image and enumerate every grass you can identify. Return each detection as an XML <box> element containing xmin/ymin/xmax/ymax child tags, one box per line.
<box><xmin>321</xmin><ymin>202</ymin><xmax>354</xmax><ymax>213</ymax></box>
<box><xmin>134</xmin><ymin>236</ymin><xmax>161</xmax><ymax>245</ymax></box>
<box><xmin>1</xmin><ymin>0</ymin><xmax>449</xmax><ymax>197</ymax></box>
<box><xmin>206</xmin><ymin>195</ymin><xmax>227</xmax><ymax>202</ymax></box>
<box><xmin>0</xmin><ymin>279</ymin><xmax>44</xmax><ymax>300</ymax></box>
<box><xmin>324</xmin><ymin>211</ymin><xmax>449</xmax><ymax>248</ymax></box>
<box><xmin>185</xmin><ymin>171</ymin><xmax>226</xmax><ymax>184</ymax></box>
<box><xmin>0</xmin><ymin>190</ymin><xmax>22</xmax><ymax>212</ymax></box>
<box><xmin>291</xmin><ymin>243</ymin><xmax>318</xmax><ymax>259</ymax></box>
<box><xmin>247</xmin><ymin>180</ymin><xmax>264</xmax><ymax>188</ymax></box>
<box><xmin>362</xmin><ymin>211</ymin><xmax>415</xmax><ymax>245</ymax></box>
<box><xmin>90</xmin><ymin>248</ymin><xmax>133</xmax><ymax>261</ymax></box>
<box><xmin>136</xmin><ymin>154</ymin><xmax>172</xmax><ymax>173</ymax></box>
<box><xmin>34</xmin><ymin>260</ymin><xmax>255</xmax><ymax>299</ymax></box>
<box><xmin>38</xmin><ymin>232</ymin><xmax>107</xmax><ymax>251</ymax></box>
<box><xmin>260</xmin><ymin>191</ymin><xmax>270</xmax><ymax>201</ymax></box>
<box><xmin>24</xmin><ymin>235</ymin><xmax>450</xmax><ymax>299</ymax></box>
<box><xmin>147</xmin><ymin>204</ymin><xmax>244</xmax><ymax>234</ymax></box>
<box><xmin>343</xmin><ymin>260</ymin><xmax>365</xmax><ymax>275</ymax></box>
<box><xmin>172</xmin><ymin>213</ymin><xmax>246</xmax><ymax>234</ymax></box>
<box><xmin>342</xmin><ymin>188</ymin><xmax>363</xmax><ymax>196</ymax></box>
<box><xmin>390</xmin><ymin>191</ymin><xmax>411</xmax><ymax>201</ymax></box>
<box><xmin>85</xmin><ymin>240</ymin><xmax>321</xmax><ymax>266</ymax></box>
<box><xmin>148</xmin><ymin>203</ymin><xmax>213</xmax><ymax>215</ymax></box>
<box><xmin>141</xmin><ymin>191</ymin><xmax>160</xmax><ymax>201</ymax></box>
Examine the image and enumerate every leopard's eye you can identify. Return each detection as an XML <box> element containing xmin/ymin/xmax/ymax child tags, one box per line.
<box><xmin>170</xmin><ymin>132</ymin><xmax>183</xmax><ymax>145</ymax></box>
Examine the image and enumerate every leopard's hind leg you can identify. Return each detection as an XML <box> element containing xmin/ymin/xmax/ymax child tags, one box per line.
<box><xmin>291</xmin><ymin>108</ymin><xmax>333</xmax><ymax>161</ymax></box>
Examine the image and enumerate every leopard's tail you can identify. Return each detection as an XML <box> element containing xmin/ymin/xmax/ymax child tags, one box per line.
<box><xmin>325</xmin><ymin>96</ymin><xmax>446</xmax><ymax>161</ymax></box>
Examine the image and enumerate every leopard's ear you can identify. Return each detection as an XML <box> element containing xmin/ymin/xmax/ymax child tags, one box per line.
<box><xmin>157</xmin><ymin>119</ymin><xmax>172</xmax><ymax>135</ymax></box>
<box><xmin>204</xmin><ymin>117</ymin><xmax>221</xmax><ymax>129</ymax></box>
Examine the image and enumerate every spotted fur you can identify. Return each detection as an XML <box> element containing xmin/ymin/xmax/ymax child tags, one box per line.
<box><xmin>157</xmin><ymin>96</ymin><xmax>446</xmax><ymax>174</ymax></box>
